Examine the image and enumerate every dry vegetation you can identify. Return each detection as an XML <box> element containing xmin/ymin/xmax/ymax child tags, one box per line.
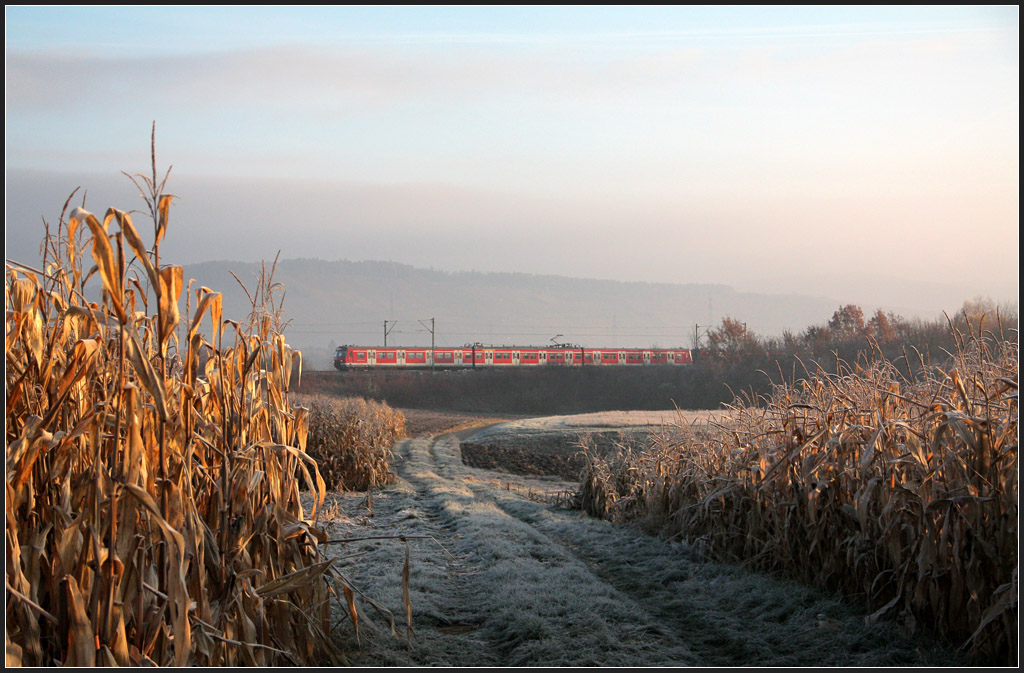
<box><xmin>579</xmin><ymin>323</ymin><xmax>1018</xmax><ymax>664</ymax></box>
<box><xmin>296</xmin><ymin>395</ymin><xmax>405</xmax><ymax>491</ymax></box>
<box><xmin>4</xmin><ymin>154</ymin><xmax>376</xmax><ymax>665</ymax></box>
<box><xmin>396</xmin><ymin>408</ymin><xmax>514</xmax><ymax>438</ymax></box>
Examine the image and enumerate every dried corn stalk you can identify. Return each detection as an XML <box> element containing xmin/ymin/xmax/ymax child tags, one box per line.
<box><xmin>5</xmin><ymin>163</ymin><xmax>354</xmax><ymax>665</ymax></box>
<box><xmin>300</xmin><ymin>395</ymin><xmax>405</xmax><ymax>491</ymax></box>
<box><xmin>580</xmin><ymin>328</ymin><xmax>1018</xmax><ymax>664</ymax></box>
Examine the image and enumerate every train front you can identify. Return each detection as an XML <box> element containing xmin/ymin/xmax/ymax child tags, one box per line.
<box><xmin>333</xmin><ymin>346</ymin><xmax>349</xmax><ymax>371</ymax></box>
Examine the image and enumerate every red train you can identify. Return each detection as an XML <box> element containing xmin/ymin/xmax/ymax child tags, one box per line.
<box><xmin>333</xmin><ymin>344</ymin><xmax>693</xmax><ymax>370</ymax></box>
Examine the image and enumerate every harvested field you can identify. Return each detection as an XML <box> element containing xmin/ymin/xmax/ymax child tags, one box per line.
<box><xmin>460</xmin><ymin>410</ymin><xmax>722</xmax><ymax>480</ymax></box>
<box><xmin>397</xmin><ymin>408</ymin><xmax>517</xmax><ymax>438</ymax></box>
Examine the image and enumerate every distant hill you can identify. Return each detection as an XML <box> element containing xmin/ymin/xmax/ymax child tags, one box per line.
<box><xmin>182</xmin><ymin>258</ymin><xmax>846</xmax><ymax>370</ymax></box>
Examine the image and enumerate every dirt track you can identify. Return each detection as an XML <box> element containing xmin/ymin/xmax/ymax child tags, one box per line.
<box><xmin>320</xmin><ymin>426</ymin><xmax>963</xmax><ymax>667</ymax></box>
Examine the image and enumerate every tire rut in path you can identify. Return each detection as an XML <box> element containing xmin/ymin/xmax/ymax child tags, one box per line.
<box><xmin>327</xmin><ymin>437</ymin><xmax>501</xmax><ymax>666</ymax></box>
<box><xmin>400</xmin><ymin>436</ymin><xmax>699</xmax><ymax>666</ymax></box>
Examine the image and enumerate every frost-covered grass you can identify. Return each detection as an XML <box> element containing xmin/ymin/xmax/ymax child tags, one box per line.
<box><xmin>320</xmin><ymin>433</ymin><xmax>965</xmax><ymax>667</ymax></box>
<box><xmin>463</xmin><ymin>409</ymin><xmax>721</xmax><ymax>443</ymax></box>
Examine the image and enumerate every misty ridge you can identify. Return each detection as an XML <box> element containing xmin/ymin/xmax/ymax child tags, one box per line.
<box><xmin>8</xmin><ymin>169</ymin><xmax>1014</xmax><ymax>315</ymax></box>
<box><xmin>184</xmin><ymin>257</ymin><xmax>867</xmax><ymax>370</ymax></box>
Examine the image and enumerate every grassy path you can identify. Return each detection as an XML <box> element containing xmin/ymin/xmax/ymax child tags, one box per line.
<box><xmin>322</xmin><ymin>433</ymin><xmax>963</xmax><ymax>667</ymax></box>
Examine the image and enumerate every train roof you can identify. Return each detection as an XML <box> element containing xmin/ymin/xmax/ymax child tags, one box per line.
<box><xmin>337</xmin><ymin>344</ymin><xmax>690</xmax><ymax>350</ymax></box>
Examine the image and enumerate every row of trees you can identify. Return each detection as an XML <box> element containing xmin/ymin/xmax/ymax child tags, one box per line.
<box><xmin>701</xmin><ymin>297</ymin><xmax>1017</xmax><ymax>384</ymax></box>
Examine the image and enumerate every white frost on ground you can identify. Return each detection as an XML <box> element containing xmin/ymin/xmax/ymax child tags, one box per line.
<box><xmin>317</xmin><ymin>422</ymin><xmax>964</xmax><ymax>667</ymax></box>
<box><xmin>462</xmin><ymin>409</ymin><xmax>722</xmax><ymax>444</ymax></box>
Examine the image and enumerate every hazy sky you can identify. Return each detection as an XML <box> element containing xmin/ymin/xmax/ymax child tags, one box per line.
<box><xmin>5</xmin><ymin>6</ymin><xmax>1019</xmax><ymax>315</ymax></box>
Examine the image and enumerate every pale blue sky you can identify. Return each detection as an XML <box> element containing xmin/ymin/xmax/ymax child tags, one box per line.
<box><xmin>5</xmin><ymin>6</ymin><xmax>1019</xmax><ymax>315</ymax></box>
<box><xmin>6</xmin><ymin>6</ymin><xmax>1014</xmax><ymax>52</ymax></box>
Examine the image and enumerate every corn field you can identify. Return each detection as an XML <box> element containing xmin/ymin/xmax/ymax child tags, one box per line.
<box><xmin>299</xmin><ymin>395</ymin><xmax>405</xmax><ymax>491</ymax></box>
<box><xmin>5</xmin><ymin>170</ymin><xmax>363</xmax><ymax>664</ymax></box>
<box><xmin>580</xmin><ymin>326</ymin><xmax>1018</xmax><ymax>664</ymax></box>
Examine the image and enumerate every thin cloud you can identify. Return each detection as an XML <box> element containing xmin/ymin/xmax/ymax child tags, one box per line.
<box><xmin>7</xmin><ymin>31</ymin><xmax>996</xmax><ymax>129</ymax></box>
